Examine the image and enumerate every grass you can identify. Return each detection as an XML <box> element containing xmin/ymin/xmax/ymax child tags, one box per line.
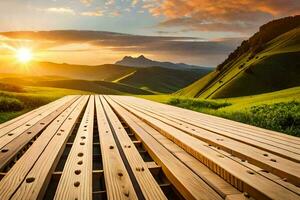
<box><xmin>139</xmin><ymin>86</ymin><xmax>300</xmax><ymax>136</ymax></box>
<box><xmin>0</xmin><ymin>85</ymin><xmax>90</xmax><ymax>123</ymax></box>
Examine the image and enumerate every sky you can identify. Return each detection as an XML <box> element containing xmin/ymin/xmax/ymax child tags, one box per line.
<box><xmin>0</xmin><ymin>0</ymin><xmax>299</xmax><ymax>66</ymax></box>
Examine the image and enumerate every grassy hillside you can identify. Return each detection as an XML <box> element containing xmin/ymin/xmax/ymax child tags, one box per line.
<box><xmin>119</xmin><ymin>67</ymin><xmax>211</xmax><ymax>93</ymax></box>
<box><xmin>179</xmin><ymin>16</ymin><xmax>300</xmax><ymax>98</ymax></box>
<box><xmin>0</xmin><ymin>84</ymin><xmax>90</xmax><ymax>123</ymax></box>
<box><xmin>24</xmin><ymin>62</ymin><xmax>136</xmax><ymax>81</ymax></box>
<box><xmin>0</xmin><ymin>62</ymin><xmax>210</xmax><ymax>94</ymax></box>
<box><xmin>0</xmin><ymin>73</ymin><xmax>154</xmax><ymax>95</ymax></box>
<box><xmin>35</xmin><ymin>79</ymin><xmax>153</xmax><ymax>95</ymax></box>
<box><xmin>140</xmin><ymin>86</ymin><xmax>300</xmax><ymax>136</ymax></box>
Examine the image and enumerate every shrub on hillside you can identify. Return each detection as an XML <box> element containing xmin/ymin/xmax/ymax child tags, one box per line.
<box><xmin>0</xmin><ymin>83</ymin><xmax>24</xmax><ymax>92</ymax></box>
<box><xmin>0</xmin><ymin>96</ymin><xmax>24</xmax><ymax>112</ymax></box>
<box><xmin>169</xmin><ymin>98</ymin><xmax>231</xmax><ymax>110</ymax></box>
<box><xmin>16</xmin><ymin>96</ymin><xmax>53</xmax><ymax>108</ymax></box>
<box><xmin>249</xmin><ymin>102</ymin><xmax>300</xmax><ymax>136</ymax></box>
<box><xmin>168</xmin><ymin>99</ymin><xmax>299</xmax><ymax>136</ymax></box>
<box><xmin>217</xmin><ymin>101</ymin><xmax>300</xmax><ymax>136</ymax></box>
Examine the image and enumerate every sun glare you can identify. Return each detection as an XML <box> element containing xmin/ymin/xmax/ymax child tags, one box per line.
<box><xmin>16</xmin><ymin>48</ymin><xmax>33</xmax><ymax>63</ymax></box>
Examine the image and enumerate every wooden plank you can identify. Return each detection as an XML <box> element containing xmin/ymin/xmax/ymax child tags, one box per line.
<box><xmin>101</xmin><ymin>96</ymin><xmax>167</xmax><ymax>200</ymax></box>
<box><xmin>95</xmin><ymin>95</ymin><xmax>138</xmax><ymax>200</ymax></box>
<box><xmin>124</xmin><ymin>96</ymin><xmax>300</xmax><ymax>145</ymax></box>
<box><xmin>122</xmin><ymin>96</ymin><xmax>300</xmax><ymax>152</ymax></box>
<box><xmin>106</xmin><ymin>96</ymin><xmax>224</xmax><ymax>200</ymax></box>
<box><xmin>0</xmin><ymin>96</ymin><xmax>76</xmax><ymax>149</ymax></box>
<box><xmin>0</xmin><ymin>96</ymin><xmax>67</xmax><ymax>132</ymax></box>
<box><xmin>10</xmin><ymin>96</ymin><xmax>88</xmax><ymax>200</ymax></box>
<box><xmin>0</xmin><ymin>96</ymin><xmax>71</xmax><ymax>138</ymax></box>
<box><xmin>0</xmin><ymin>96</ymin><xmax>86</xmax><ymax>200</ymax></box>
<box><xmin>213</xmin><ymin>147</ymin><xmax>300</xmax><ymax>195</ymax></box>
<box><xmin>133</xmin><ymin>98</ymin><xmax>300</xmax><ymax>155</ymax></box>
<box><xmin>115</xmin><ymin>97</ymin><xmax>300</xmax><ymax>185</ymax></box>
<box><xmin>110</xmin><ymin>96</ymin><xmax>300</xmax><ymax>200</ymax></box>
<box><xmin>108</xmin><ymin>96</ymin><xmax>247</xmax><ymax>199</ymax></box>
<box><xmin>54</xmin><ymin>96</ymin><xmax>94</xmax><ymax>200</ymax></box>
<box><xmin>0</xmin><ymin>96</ymin><xmax>79</xmax><ymax>170</ymax></box>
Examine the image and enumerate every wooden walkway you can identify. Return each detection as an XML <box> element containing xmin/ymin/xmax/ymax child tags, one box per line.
<box><xmin>0</xmin><ymin>95</ymin><xmax>299</xmax><ymax>200</ymax></box>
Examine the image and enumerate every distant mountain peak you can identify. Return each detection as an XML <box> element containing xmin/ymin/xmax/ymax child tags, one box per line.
<box><xmin>116</xmin><ymin>55</ymin><xmax>207</xmax><ymax>69</ymax></box>
<box><xmin>137</xmin><ymin>55</ymin><xmax>147</xmax><ymax>59</ymax></box>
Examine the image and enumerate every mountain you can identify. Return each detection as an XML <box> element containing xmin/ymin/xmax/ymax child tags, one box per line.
<box><xmin>115</xmin><ymin>55</ymin><xmax>207</xmax><ymax>69</ymax></box>
<box><xmin>177</xmin><ymin>15</ymin><xmax>300</xmax><ymax>98</ymax></box>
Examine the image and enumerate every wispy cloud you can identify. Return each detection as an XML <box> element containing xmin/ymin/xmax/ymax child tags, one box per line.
<box><xmin>46</xmin><ymin>7</ymin><xmax>75</xmax><ymax>15</ymax></box>
<box><xmin>81</xmin><ymin>9</ymin><xmax>103</xmax><ymax>16</ymax></box>
<box><xmin>105</xmin><ymin>0</ymin><xmax>115</xmax><ymax>6</ymax></box>
<box><xmin>80</xmin><ymin>0</ymin><xmax>93</xmax><ymax>6</ymax></box>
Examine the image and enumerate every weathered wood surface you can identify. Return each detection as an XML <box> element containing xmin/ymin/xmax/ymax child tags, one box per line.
<box><xmin>0</xmin><ymin>95</ymin><xmax>299</xmax><ymax>200</ymax></box>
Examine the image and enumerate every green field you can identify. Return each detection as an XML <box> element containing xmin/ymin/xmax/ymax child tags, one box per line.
<box><xmin>140</xmin><ymin>86</ymin><xmax>300</xmax><ymax>136</ymax></box>
<box><xmin>0</xmin><ymin>85</ymin><xmax>90</xmax><ymax>123</ymax></box>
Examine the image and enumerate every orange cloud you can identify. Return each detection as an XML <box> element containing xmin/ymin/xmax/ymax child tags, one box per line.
<box><xmin>145</xmin><ymin>0</ymin><xmax>300</xmax><ymax>33</ymax></box>
<box><xmin>0</xmin><ymin>30</ymin><xmax>243</xmax><ymax>66</ymax></box>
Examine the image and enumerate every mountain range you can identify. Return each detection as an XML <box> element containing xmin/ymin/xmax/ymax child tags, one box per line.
<box><xmin>115</xmin><ymin>55</ymin><xmax>207</xmax><ymax>69</ymax></box>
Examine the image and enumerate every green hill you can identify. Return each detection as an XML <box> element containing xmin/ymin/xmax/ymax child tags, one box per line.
<box><xmin>34</xmin><ymin>79</ymin><xmax>153</xmax><ymax>95</ymax></box>
<box><xmin>118</xmin><ymin>67</ymin><xmax>211</xmax><ymax>93</ymax></box>
<box><xmin>0</xmin><ymin>62</ymin><xmax>210</xmax><ymax>94</ymax></box>
<box><xmin>178</xmin><ymin>15</ymin><xmax>300</xmax><ymax>98</ymax></box>
<box><xmin>0</xmin><ymin>75</ymin><xmax>153</xmax><ymax>95</ymax></box>
<box><xmin>28</xmin><ymin>62</ymin><xmax>135</xmax><ymax>81</ymax></box>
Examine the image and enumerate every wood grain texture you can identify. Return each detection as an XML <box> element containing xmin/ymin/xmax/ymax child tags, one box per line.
<box><xmin>0</xmin><ymin>96</ymin><xmax>71</xmax><ymax>137</ymax></box>
<box><xmin>123</xmin><ymin>96</ymin><xmax>300</xmax><ymax>160</ymax></box>
<box><xmin>123</xmin><ymin>96</ymin><xmax>300</xmax><ymax>144</ymax></box>
<box><xmin>106</xmin><ymin>96</ymin><xmax>223</xmax><ymax>200</ymax></box>
<box><xmin>0</xmin><ymin>96</ymin><xmax>79</xmax><ymax>170</ymax></box>
<box><xmin>54</xmin><ymin>96</ymin><xmax>94</xmax><ymax>200</ymax></box>
<box><xmin>1</xmin><ymin>94</ymin><xmax>299</xmax><ymax>200</ymax></box>
<box><xmin>0</xmin><ymin>96</ymin><xmax>76</xmax><ymax>149</ymax></box>
<box><xmin>95</xmin><ymin>95</ymin><xmax>138</xmax><ymax>200</ymax></box>
<box><xmin>0</xmin><ymin>96</ymin><xmax>85</xmax><ymax>200</ymax></box>
<box><xmin>11</xmin><ymin>96</ymin><xmax>89</xmax><ymax>200</ymax></box>
<box><xmin>101</xmin><ymin>96</ymin><xmax>167</xmax><ymax>200</ymax></box>
<box><xmin>111</xmin><ymin>96</ymin><xmax>300</xmax><ymax>200</ymax></box>
<box><xmin>114</xmin><ymin>96</ymin><xmax>300</xmax><ymax>185</ymax></box>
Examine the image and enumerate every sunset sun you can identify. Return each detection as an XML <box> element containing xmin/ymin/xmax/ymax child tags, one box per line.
<box><xmin>16</xmin><ymin>48</ymin><xmax>33</xmax><ymax>63</ymax></box>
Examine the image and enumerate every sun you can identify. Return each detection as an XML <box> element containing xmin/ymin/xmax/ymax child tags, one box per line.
<box><xmin>16</xmin><ymin>48</ymin><xmax>33</xmax><ymax>63</ymax></box>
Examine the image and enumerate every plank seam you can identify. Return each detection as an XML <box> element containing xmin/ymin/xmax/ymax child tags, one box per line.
<box><xmin>99</xmin><ymin>96</ymin><xmax>146</xmax><ymax>200</ymax></box>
